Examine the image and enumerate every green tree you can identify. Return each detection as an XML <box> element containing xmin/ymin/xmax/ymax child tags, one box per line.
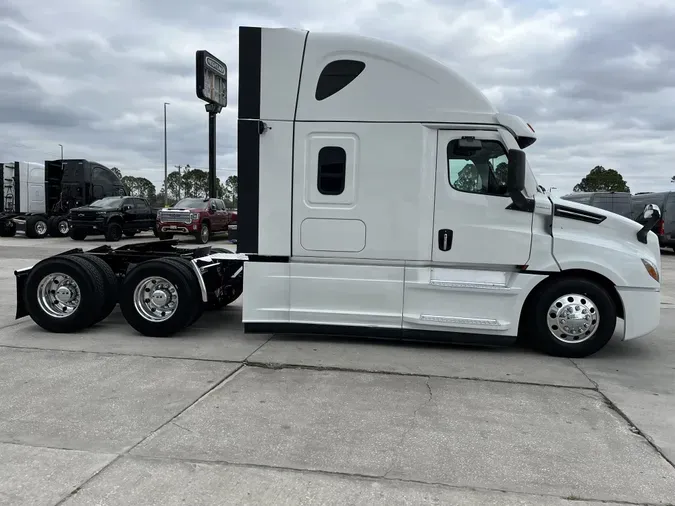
<box><xmin>494</xmin><ymin>162</ymin><xmax>508</xmax><ymax>185</ymax></box>
<box><xmin>159</xmin><ymin>167</ymin><xmax>234</xmax><ymax>204</ymax></box>
<box><xmin>181</xmin><ymin>168</ymin><xmax>209</xmax><ymax>197</ymax></box>
<box><xmin>222</xmin><ymin>175</ymin><xmax>238</xmax><ymax>207</ymax></box>
<box><xmin>110</xmin><ymin>166</ymin><xmax>122</xmax><ymax>179</ymax></box>
<box><xmin>453</xmin><ymin>163</ymin><xmax>482</xmax><ymax>192</ymax></box>
<box><xmin>573</xmin><ymin>166</ymin><xmax>630</xmax><ymax>193</ymax></box>
<box><xmin>121</xmin><ymin>175</ymin><xmax>156</xmax><ymax>200</ymax></box>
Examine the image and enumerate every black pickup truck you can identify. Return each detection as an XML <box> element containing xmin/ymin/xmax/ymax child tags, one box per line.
<box><xmin>68</xmin><ymin>196</ymin><xmax>159</xmax><ymax>241</ymax></box>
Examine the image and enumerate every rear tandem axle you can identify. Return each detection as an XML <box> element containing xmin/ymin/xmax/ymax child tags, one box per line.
<box><xmin>14</xmin><ymin>240</ymin><xmax>245</xmax><ymax>337</ymax></box>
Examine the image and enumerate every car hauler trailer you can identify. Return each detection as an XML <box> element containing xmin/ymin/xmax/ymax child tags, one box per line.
<box><xmin>1</xmin><ymin>159</ymin><xmax>127</xmax><ymax>238</ymax></box>
<box><xmin>13</xmin><ymin>26</ymin><xmax>663</xmax><ymax>358</ymax></box>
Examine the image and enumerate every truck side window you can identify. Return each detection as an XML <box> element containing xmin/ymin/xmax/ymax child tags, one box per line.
<box><xmin>317</xmin><ymin>146</ymin><xmax>346</xmax><ymax>196</ymax></box>
<box><xmin>92</xmin><ymin>167</ymin><xmax>118</xmax><ymax>186</ymax></box>
<box><xmin>315</xmin><ymin>60</ymin><xmax>366</xmax><ymax>101</ymax></box>
<box><xmin>447</xmin><ymin>139</ymin><xmax>508</xmax><ymax>196</ymax></box>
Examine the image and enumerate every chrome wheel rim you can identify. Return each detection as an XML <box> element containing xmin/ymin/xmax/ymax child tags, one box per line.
<box><xmin>547</xmin><ymin>293</ymin><xmax>599</xmax><ymax>344</ymax></box>
<box><xmin>35</xmin><ymin>220</ymin><xmax>47</xmax><ymax>236</ymax></box>
<box><xmin>37</xmin><ymin>273</ymin><xmax>81</xmax><ymax>318</ymax></box>
<box><xmin>58</xmin><ymin>220</ymin><xmax>69</xmax><ymax>234</ymax></box>
<box><xmin>133</xmin><ymin>276</ymin><xmax>179</xmax><ymax>322</ymax></box>
<box><xmin>201</xmin><ymin>225</ymin><xmax>209</xmax><ymax>242</ymax></box>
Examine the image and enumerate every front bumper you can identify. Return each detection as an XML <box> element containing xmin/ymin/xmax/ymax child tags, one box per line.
<box><xmin>618</xmin><ymin>287</ymin><xmax>661</xmax><ymax>340</ymax></box>
<box><xmin>157</xmin><ymin>222</ymin><xmax>200</xmax><ymax>234</ymax></box>
<box><xmin>658</xmin><ymin>235</ymin><xmax>675</xmax><ymax>248</ymax></box>
<box><xmin>69</xmin><ymin>219</ymin><xmax>106</xmax><ymax>232</ymax></box>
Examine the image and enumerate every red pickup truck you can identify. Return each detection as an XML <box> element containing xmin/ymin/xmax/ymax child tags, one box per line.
<box><xmin>156</xmin><ymin>197</ymin><xmax>236</xmax><ymax>244</ymax></box>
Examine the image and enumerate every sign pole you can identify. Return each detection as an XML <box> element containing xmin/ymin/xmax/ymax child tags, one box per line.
<box><xmin>205</xmin><ymin>103</ymin><xmax>222</xmax><ymax>198</ymax></box>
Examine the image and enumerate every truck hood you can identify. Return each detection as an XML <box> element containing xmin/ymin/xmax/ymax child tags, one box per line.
<box><xmin>549</xmin><ymin>195</ymin><xmax>661</xmax><ymax>264</ymax></box>
<box><xmin>551</xmin><ymin>195</ymin><xmax>643</xmax><ymax>236</ymax></box>
<box><xmin>548</xmin><ymin>194</ymin><xmax>661</xmax><ymax>289</ymax></box>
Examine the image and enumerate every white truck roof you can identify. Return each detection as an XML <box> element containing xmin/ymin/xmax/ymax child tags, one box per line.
<box><xmin>241</xmin><ymin>26</ymin><xmax>536</xmax><ymax>147</ymax></box>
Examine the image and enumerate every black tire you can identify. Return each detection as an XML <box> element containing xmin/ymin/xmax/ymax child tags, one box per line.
<box><xmin>123</xmin><ymin>230</ymin><xmax>137</xmax><ymax>238</ymax></box>
<box><xmin>23</xmin><ymin>255</ymin><xmax>106</xmax><ymax>333</ymax></box>
<box><xmin>195</xmin><ymin>222</ymin><xmax>210</xmax><ymax>244</ymax></box>
<box><xmin>105</xmin><ymin>222</ymin><xmax>123</xmax><ymax>242</ymax></box>
<box><xmin>73</xmin><ymin>253</ymin><xmax>119</xmax><ymax>324</ymax></box>
<box><xmin>527</xmin><ymin>277</ymin><xmax>616</xmax><ymax>358</ymax></box>
<box><xmin>119</xmin><ymin>258</ymin><xmax>200</xmax><ymax>337</ymax></box>
<box><xmin>157</xmin><ymin>232</ymin><xmax>174</xmax><ymax>240</ymax></box>
<box><xmin>49</xmin><ymin>216</ymin><xmax>70</xmax><ymax>237</ymax></box>
<box><xmin>0</xmin><ymin>220</ymin><xmax>16</xmax><ymax>237</ymax></box>
<box><xmin>53</xmin><ymin>216</ymin><xmax>70</xmax><ymax>237</ymax></box>
<box><xmin>25</xmin><ymin>215</ymin><xmax>49</xmax><ymax>239</ymax></box>
<box><xmin>70</xmin><ymin>228</ymin><xmax>88</xmax><ymax>241</ymax></box>
<box><xmin>47</xmin><ymin>216</ymin><xmax>58</xmax><ymax>237</ymax></box>
<box><xmin>162</xmin><ymin>257</ymin><xmax>205</xmax><ymax>325</ymax></box>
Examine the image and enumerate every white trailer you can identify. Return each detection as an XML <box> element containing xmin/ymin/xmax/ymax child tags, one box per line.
<box><xmin>1</xmin><ymin>161</ymin><xmax>50</xmax><ymax>237</ymax></box>
<box><xmin>13</xmin><ymin>25</ymin><xmax>662</xmax><ymax>358</ymax></box>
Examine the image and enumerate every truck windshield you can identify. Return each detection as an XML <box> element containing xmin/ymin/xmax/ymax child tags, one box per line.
<box><xmin>90</xmin><ymin>197</ymin><xmax>124</xmax><ymax>208</ymax></box>
<box><xmin>174</xmin><ymin>198</ymin><xmax>208</xmax><ymax>209</ymax></box>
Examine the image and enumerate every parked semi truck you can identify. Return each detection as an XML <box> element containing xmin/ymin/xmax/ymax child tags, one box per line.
<box><xmin>1</xmin><ymin>159</ymin><xmax>127</xmax><ymax>238</ymax></box>
<box><xmin>13</xmin><ymin>26</ymin><xmax>663</xmax><ymax>358</ymax></box>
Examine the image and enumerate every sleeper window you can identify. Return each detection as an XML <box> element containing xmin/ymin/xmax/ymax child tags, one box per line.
<box><xmin>447</xmin><ymin>139</ymin><xmax>509</xmax><ymax>196</ymax></box>
<box><xmin>315</xmin><ymin>60</ymin><xmax>366</xmax><ymax>101</ymax></box>
<box><xmin>317</xmin><ymin>146</ymin><xmax>346</xmax><ymax>196</ymax></box>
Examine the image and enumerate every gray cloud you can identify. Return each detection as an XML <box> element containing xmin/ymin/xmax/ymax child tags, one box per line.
<box><xmin>1</xmin><ymin>0</ymin><xmax>675</xmax><ymax>193</ymax></box>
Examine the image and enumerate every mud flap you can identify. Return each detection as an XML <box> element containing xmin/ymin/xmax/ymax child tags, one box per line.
<box><xmin>14</xmin><ymin>269</ymin><xmax>30</xmax><ymax>319</ymax></box>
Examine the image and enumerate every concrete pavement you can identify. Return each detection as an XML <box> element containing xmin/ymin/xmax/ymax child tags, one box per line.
<box><xmin>1</xmin><ymin>236</ymin><xmax>674</xmax><ymax>505</ymax></box>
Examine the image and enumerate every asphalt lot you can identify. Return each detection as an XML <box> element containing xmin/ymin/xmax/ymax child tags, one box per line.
<box><xmin>1</xmin><ymin>233</ymin><xmax>674</xmax><ymax>505</ymax></box>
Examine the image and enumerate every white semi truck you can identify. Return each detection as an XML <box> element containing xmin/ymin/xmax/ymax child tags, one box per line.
<box><xmin>13</xmin><ymin>25</ymin><xmax>662</xmax><ymax>358</ymax></box>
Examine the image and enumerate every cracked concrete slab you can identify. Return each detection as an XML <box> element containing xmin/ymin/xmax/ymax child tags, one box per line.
<box><xmin>0</xmin><ymin>442</ymin><xmax>115</xmax><ymax>506</ymax></box>
<box><xmin>0</xmin><ymin>304</ymin><xmax>270</xmax><ymax>361</ymax></box>
<box><xmin>0</xmin><ymin>347</ymin><xmax>238</xmax><ymax>453</ymax></box>
<box><xmin>574</xmin><ymin>309</ymin><xmax>675</xmax><ymax>465</ymax></box>
<box><xmin>248</xmin><ymin>337</ymin><xmax>593</xmax><ymax>387</ymax></box>
<box><xmin>62</xmin><ymin>456</ymin><xmax>626</xmax><ymax>506</ymax></box>
<box><xmin>131</xmin><ymin>367</ymin><xmax>675</xmax><ymax>504</ymax></box>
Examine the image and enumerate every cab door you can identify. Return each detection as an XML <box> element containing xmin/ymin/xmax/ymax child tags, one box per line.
<box><xmin>432</xmin><ymin>129</ymin><xmax>533</xmax><ymax>267</ymax></box>
<box><xmin>215</xmin><ymin>199</ymin><xmax>228</xmax><ymax>231</ymax></box>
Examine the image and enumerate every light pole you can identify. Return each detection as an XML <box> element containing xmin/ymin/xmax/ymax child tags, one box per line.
<box><xmin>58</xmin><ymin>144</ymin><xmax>63</xmax><ymax>169</ymax></box>
<box><xmin>163</xmin><ymin>102</ymin><xmax>170</xmax><ymax>206</ymax></box>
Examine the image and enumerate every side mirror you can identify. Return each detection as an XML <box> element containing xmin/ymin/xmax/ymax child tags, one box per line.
<box><xmin>122</xmin><ymin>204</ymin><xmax>132</xmax><ymax>211</ymax></box>
<box><xmin>506</xmin><ymin>149</ymin><xmax>528</xmax><ymax>210</ymax></box>
<box><xmin>643</xmin><ymin>203</ymin><xmax>661</xmax><ymax>221</ymax></box>
<box><xmin>637</xmin><ymin>204</ymin><xmax>662</xmax><ymax>244</ymax></box>
<box><xmin>507</xmin><ymin>149</ymin><xmax>526</xmax><ymax>193</ymax></box>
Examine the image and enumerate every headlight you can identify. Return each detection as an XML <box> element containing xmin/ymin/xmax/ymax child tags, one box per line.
<box><xmin>641</xmin><ymin>258</ymin><xmax>660</xmax><ymax>283</ymax></box>
<box><xmin>96</xmin><ymin>211</ymin><xmax>107</xmax><ymax>216</ymax></box>
<box><xmin>191</xmin><ymin>213</ymin><xmax>199</xmax><ymax>221</ymax></box>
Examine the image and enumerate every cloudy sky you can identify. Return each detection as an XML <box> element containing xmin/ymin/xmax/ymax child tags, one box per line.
<box><xmin>1</xmin><ymin>0</ymin><xmax>674</xmax><ymax>194</ymax></box>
